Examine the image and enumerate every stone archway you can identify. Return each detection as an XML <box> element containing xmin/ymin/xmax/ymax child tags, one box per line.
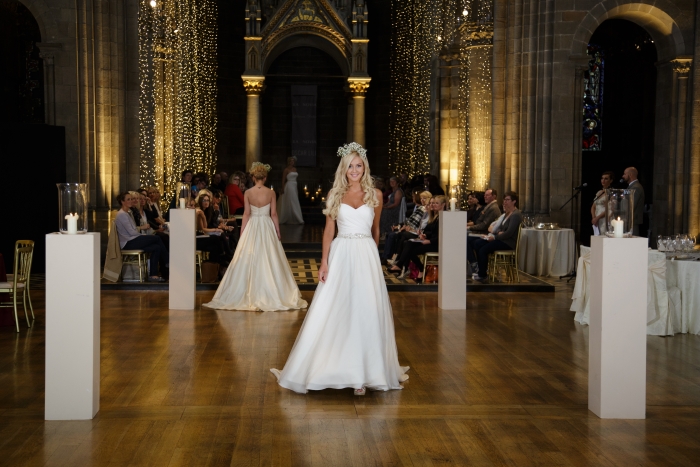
<box><xmin>569</xmin><ymin>1</ymin><xmax>693</xmax><ymax>239</ymax></box>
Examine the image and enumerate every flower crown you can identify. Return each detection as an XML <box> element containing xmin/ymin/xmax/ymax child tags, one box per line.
<box><xmin>250</xmin><ymin>162</ymin><xmax>272</xmax><ymax>173</ymax></box>
<box><xmin>337</xmin><ymin>142</ymin><xmax>367</xmax><ymax>160</ymax></box>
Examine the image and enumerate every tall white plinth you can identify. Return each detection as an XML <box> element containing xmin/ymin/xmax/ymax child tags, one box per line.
<box><xmin>438</xmin><ymin>211</ymin><xmax>467</xmax><ymax>310</ymax></box>
<box><xmin>589</xmin><ymin>236</ymin><xmax>648</xmax><ymax>419</ymax></box>
<box><xmin>45</xmin><ymin>232</ymin><xmax>100</xmax><ymax>420</ymax></box>
<box><xmin>169</xmin><ymin>209</ymin><xmax>196</xmax><ymax>310</ymax></box>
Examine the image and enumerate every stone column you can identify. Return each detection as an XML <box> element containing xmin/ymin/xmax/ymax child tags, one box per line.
<box><xmin>670</xmin><ymin>59</ymin><xmax>692</xmax><ymax>233</ymax></box>
<box><xmin>348</xmin><ymin>78</ymin><xmax>370</xmax><ymax>146</ymax></box>
<box><xmin>243</xmin><ymin>77</ymin><xmax>264</xmax><ymax>170</ymax></box>
<box><xmin>37</xmin><ymin>43</ymin><xmax>62</xmax><ymax>126</ymax></box>
<box><xmin>346</xmin><ymin>91</ymin><xmax>354</xmax><ymax>142</ymax></box>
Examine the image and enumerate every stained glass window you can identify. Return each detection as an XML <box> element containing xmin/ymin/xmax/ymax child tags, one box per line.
<box><xmin>582</xmin><ymin>44</ymin><xmax>604</xmax><ymax>151</ymax></box>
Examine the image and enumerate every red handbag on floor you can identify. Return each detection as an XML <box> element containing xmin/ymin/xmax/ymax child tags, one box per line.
<box><xmin>408</xmin><ymin>262</ymin><xmax>420</xmax><ymax>280</ymax></box>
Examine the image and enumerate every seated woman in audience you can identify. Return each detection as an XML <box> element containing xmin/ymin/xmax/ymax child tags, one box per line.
<box><xmin>145</xmin><ymin>186</ymin><xmax>166</xmax><ymax>229</ymax></box>
<box><xmin>468</xmin><ymin>191</ymin><xmax>522</xmax><ymax>282</ymax></box>
<box><xmin>195</xmin><ymin>192</ymin><xmax>233</xmax><ymax>265</ymax></box>
<box><xmin>466</xmin><ymin>191</ymin><xmax>485</xmax><ymax>224</ymax></box>
<box><xmin>379</xmin><ymin>176</ymin><xmax>405</xmax><ymax>238</ymax></box>
<box><xmin>131</xmin><ymin>190</ymin><xmax>153</xmax><ymax>235</ymax></box>
<box><xmin>115</xmin><ymin>192</ymin><xmax>168</xmax><ymax>281</ymax></box>
<box><xmin>382</xmin><ymin>189</ymin><xmax>431</xmax><ymax>263</ymax></box>
<box><xmin>388</xmin><ymin>195</ymin><xmax>446</xmax><ymax>282</ymax></box>
<box><xmin>225</xmin><ymin>171</ymin><xmax>246</xmax><ymax>215</ymax></box>
<box><xmin>210</xmin><ymin>189</ymin><xmax>237</xmax><ymax>251</ymax></box>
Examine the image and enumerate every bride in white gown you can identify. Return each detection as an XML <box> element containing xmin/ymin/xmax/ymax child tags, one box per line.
<box><xmin>203</xmin><ymin>162</ymin><xmax>307</xmax><ymax>312</ymax></box>
<box><xmin>271</xmin><ymin>142</ymin><xmax>409</xmax><ymax>395</ymax></box>
<box><xmin>277</xmin><ymin>157</ymin><xmax>304</xmax><ymax>224</ymax></box>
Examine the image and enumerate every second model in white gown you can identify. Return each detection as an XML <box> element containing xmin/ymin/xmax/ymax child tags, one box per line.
<box><xmin>277</xmin><ymin>172</ymin><xmax>304</xmax><ymax>224</ymax></box>
<box><xmin>203</xmin><ymin>204</ymin><xmax>307</xmax><ymax>311</ymax></box>
<box><xmin>271</xmin><ymin>203</ymin><xmax>409</xmax><ymax>393</ymax></box>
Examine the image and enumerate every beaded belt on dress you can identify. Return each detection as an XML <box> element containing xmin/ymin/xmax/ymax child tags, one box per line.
<box><xmin>337</xmin><ymin>233</ymin><xmax>372</xmax><ymax>239</ymax></box>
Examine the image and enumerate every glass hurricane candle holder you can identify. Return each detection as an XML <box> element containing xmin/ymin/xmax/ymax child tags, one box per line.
<box><xmin>57</xmin><ymin>183</ymin><xmax>88</xmax><ymax>234</ymax></box>
<box><xmin>605</xmin><ymin>188</ymin><xmax>634</xmax><ymax>238</ymax></box>
<box><xmin>176</xmin><ymin>182</ymin><xmax>191</xmax><ymax>208</ymax></box>
<box><xmin>448</xmin><ymin>185</ymin><xmax>465</xmax><ymax>211</ymax></box>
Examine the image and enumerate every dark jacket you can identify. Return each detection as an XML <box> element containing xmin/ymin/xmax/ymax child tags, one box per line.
<box><xmin>423</xmin><ymin>217</ymin><xmax>440</xmax><ymax>246</ymax></box>
<box><xmin>494</xmin><ymin>209</ymin><xmax>523</xmax><ymax>250</ymax></box>
<box><xmin>471</xmin><ymin>201</ymin><xmax>501</xmax><ymax>232</ymax></box>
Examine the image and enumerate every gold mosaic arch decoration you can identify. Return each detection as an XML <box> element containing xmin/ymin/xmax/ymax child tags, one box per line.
<box><xmin>260</xmin><ymin>0</ymin><xmax>352</xmax><ymax>71</ymax></box>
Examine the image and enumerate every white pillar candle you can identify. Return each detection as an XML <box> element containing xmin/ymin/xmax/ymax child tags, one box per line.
<box><xmin>65</xmin><ymin>213</ymin><xmax>78</xmax><ymax>234</ymax></box>
<box><xmin>612</xmin><ymin>217</ymin><xmax>624</xmax><ymax>238</ymax></box>
<box><xmin>449</xmin><ymin>198</ymin><xmax>457</xmax><ymax>212</ymax></box>
<box><xmin>179</xmin><ymin>198</ymin><xmax>186</xmax><ymax>209</ymax></box>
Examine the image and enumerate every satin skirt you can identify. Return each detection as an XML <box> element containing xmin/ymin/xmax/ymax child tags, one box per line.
<box><xmin>271</xmin><ymin>236</ymin><xmax>409</xmax><ymax>393</ymax></box>
<box><xmin>203</xmin><ymin>216</ymin><xmax>307</xmax><ymax>312</ymax></box>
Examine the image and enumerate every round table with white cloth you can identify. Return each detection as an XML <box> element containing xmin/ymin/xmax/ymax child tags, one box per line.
<box><xmin>517</xmin><ymin>228</ymin><xmax>575</xmax><ymax>277</ymax></box>
<box><xmin>665</xmin><ymin>258</ymin><xmax>700</xmax><ymax>335</ymax></box>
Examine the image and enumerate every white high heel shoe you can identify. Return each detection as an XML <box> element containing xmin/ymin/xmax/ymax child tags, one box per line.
<box><xmin>354</xmin><ymin>387</ymin><xmax>366</xmax><ymax>396</ymax></box>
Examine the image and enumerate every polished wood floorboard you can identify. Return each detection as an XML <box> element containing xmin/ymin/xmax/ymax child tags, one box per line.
<box><xmin>1</xmin><ymin>281</ymin><xmax>699</xmax><ymax>466</ymax></box>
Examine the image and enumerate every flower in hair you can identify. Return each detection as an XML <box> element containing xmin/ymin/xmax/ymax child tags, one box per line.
<box><xmin>337</xmin><ymin>142</ymin><xmax>367</xmax><ymax>160</ymax></box>
<box><xmin>250</xmin><ymin>162</ymin><xmax>272</xmax><ymax>173</ymax></box>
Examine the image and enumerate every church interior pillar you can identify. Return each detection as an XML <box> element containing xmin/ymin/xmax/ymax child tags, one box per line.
<box><xmin>243</xmin><ymin>78</ymin><xmax>265</xmax><ymax>170</ymax></box>
<box><xmin>37</xmin><ymin>43</ymin><xmax>62</xmax><ymax>126</ymax></box>
<box><xmin>348</xmin><ymin>79</ymin><xmax>370</xmax><ymax>146</ymax></box>
<box><xmin>670</xmin><ymin>58</ymin><xmax>692</xmax><ymax>233</ymax></box>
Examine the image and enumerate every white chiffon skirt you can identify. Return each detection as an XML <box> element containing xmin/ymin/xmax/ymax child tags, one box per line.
<box><xmin>271</xmin><ymin>236</ymin><xmax>409</xmax><ymax>393</ymax></box>
<box><xmin>203</xmin><ymin>215</ymin><xmax>307</xmax><ymax>312</ymax></box>
<box><xmin>277</xmin><ymin>180</ymin><xmax>304</xmax><ymax>224</ymax></box>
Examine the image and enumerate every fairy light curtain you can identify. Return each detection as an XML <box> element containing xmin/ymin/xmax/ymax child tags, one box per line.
<box><xmin>139</xmin><ymin>0</ymin><xmax>218</xmax><ymax>208</ymax></box>
<box><xmin>390</xmin><ymin>0</ymin><xmax>493</xmax><ymax>188</ymax></box>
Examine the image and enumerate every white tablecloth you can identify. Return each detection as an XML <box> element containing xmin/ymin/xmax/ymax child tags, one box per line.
<box><xmin>571</xmin><ymin>246</ymin><xmax>687</xmax><ymax>336</ymax></box>
<box><xmin>517</xmin><ymin>228</ymin><xmax>575</xmax><ymax>277</ymax></box>
<box><xmin>665</xmin><ymin>259</ymin><xmax>700</xmax><ymax>335</ymax></box>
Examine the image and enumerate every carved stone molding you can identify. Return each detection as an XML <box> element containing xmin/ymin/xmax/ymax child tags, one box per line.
<box><xmin>242</xmin><ymin>78</ymin><xmax>265</xmax><ymax>95</ymax></box>
<box><xmin>348</xmin><ymin>79</ymin><xmax>370</xmax><ymax>96</ymax></box>
<box><xmin>671</xmin><ymin>58</ymin><xmax>692</xmax><ymax>75</ymax></box>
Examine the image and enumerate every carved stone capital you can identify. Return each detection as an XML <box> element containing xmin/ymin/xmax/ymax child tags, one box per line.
<box><xmin>242</xmin><ymin>77</ymin><xmax>265</xmax><ymax>95</ymax></box>
<box><xmin>348</xmin><ymin>78</ymin><xmax>370</xmax><ymax>96</ymax></box>
<box><xmin>37</xmin><ymin>42</ymin><xmax>63</xmax><ymax>65</ymax></box>
<box><xmin>671</xmin><ymin>58</ymin><xmax>692</xmax><ymax>75</ymax></box>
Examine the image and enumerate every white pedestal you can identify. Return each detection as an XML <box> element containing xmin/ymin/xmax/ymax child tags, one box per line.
<box><xmin>438</xmin><ymin>211</ymin><xmax>467</xmax><ymax>310</ymax></box>
<box><xmin>588</xmin><ymin>236</ymin><xmax>648</xmax><ymax>419</ymax></box>
<box><xmin>169</xmin><ymin>209</ymin><xmax>196</xmax><ymax>310</ymax></box>
<box><xmin>45</xmin><ymin>232</ymin><xmax>100</xmax><ymax>420</ymax></box>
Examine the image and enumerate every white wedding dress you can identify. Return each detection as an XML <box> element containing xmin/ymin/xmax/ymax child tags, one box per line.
<box><xmin>271</xmin><ymin>203</ymin><xmax>409</xmax><ymax>393</ymax></box>
<box><xmin>277</xmin><ymin>172</ymin><xmax>304</xmax><ymax>224</ymax></box>
<box><xmin>203</xmin><ymin>204</ymin><xmax>307</xmax><ymax>311</ymax></box>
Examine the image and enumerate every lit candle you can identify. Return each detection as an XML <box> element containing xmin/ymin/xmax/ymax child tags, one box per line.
<box><xmin>304</xmin><ymin>184</ymin><xmax>308</xmax><ymax>190</ymax></box>
<box><xmin>270</xmin><ymin>185</ymin><xmax>274</xmax><ymax>191</ymax></box>
<box><xmin>321</xmin><ymin>197</ymin><xmax>325</xmax><ymax>202</ymax></box>
<box><xmin>612</xmin><ymin>217</ymin><xmax>624</xmax><ymax>238</ymax></box>
<box><xmin>65</xmin><ymin>213</ymin><xmax>78</xmax><ymax>234</ymax></box>
<box><xmin>449</xmin><ymin>197</ymin><xmax>457</xmax><ymax>212</ymax></box>
<box><xmin>311</xmin><ymin>197</ymin><xmax>315</xmax><ymax>202</ymax></box>
<box><xmin>179</xmin><ymin>197</ymin><xmax>186</xmax><ymax>209</ymax></box>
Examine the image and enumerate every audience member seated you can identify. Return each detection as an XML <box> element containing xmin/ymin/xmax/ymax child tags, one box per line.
<box><xmin>130</xmin><ymin>191</ymin><xmax>153</xmax><ymax>235</ymax></box>
<box><xmin>192</xmin><ymin>172</ymin><xmax>209</xmax><ymax>197</ymax></box>
<box><xmin>210</xmin><ymin>189</ymin><xmax>237</xmax><ymax>250</ymax></box>
<box><xmin>468</xmin><ymin>188</ymin><xmax>500</xmax><ymax>232</ymax></box>
<box><xmin>115</xmin><ymin>191</ymin><xmax>168</xmax><ymax>282</ymax></box>
<box><xmin>382</xmin><ymin>189</ymin><xmax>431</xmax><ymax>263</ymax></box>
<box><xmin>387</xmin><ymin>195</ymin><xmax>446</xmax><ymax>282</ymax></box>
<box><xmin>143</xmin><ymin>187</ymin><xmax>170</xmax><ymax>248</ymax></box>
<box><xmin>468</xmin><ymin>191</ymin><xmax>522</xmax><ymax>282</ymax></box>
<box><xmin>194</xmin><ymin>192</ymin><xmax>232</xmax><ymax>265</ymax></box>
<box><xmin>380</xmin><ymin>176</ymin><xmax>405</xmax><ymax>237</ymax></box>
<box><xmin>225</xmin><ymin>171</ymin><xmax>246</xmax><ymax>215</ymax></box>
<box><xmin>466</xmin><ymin>191</ymin><xmax>485</xmax><ymax>223</ymax></box>
<box><xmin>425</xmin><ymin>174</ymin><xmax>445</xmax><ymax>196</ymax></box>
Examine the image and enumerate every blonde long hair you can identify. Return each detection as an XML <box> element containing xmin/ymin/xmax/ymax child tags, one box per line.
<box><xmin>428</xmin><ymin>195</ymin><xmax>446</xmax><ymax>223</ymax></box>
<box><xmin>323</xmin><ymin>151</ymin><xmax>379</xmax><ymax>219</ymax></box>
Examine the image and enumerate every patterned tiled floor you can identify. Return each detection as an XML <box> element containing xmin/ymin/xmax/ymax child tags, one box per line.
<box><xmin>288</xmin><ymin>258</ymin><xmax>423</xmax><ymax>285</ymax></box>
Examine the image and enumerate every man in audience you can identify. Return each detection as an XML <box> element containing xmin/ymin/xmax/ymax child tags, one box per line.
<box><xmin>468</xmin><ymin>188</ymin><xmax>500</xmax><ymax>233</ymax></box>
<box><xmin>622</xmin><ymin>166</ymin><xmax>645</xmax><ymax>236</ymax></box>
<box><xmin>217</xmin><ymin>171</ymin><xmax>228</xmax><ymax>191</ymax></box>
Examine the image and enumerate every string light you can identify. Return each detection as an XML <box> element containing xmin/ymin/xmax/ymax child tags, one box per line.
<box><xmin>138</xmin><ymin>0</ymin><xmax>218</xmax><ymax>211</ymax></box>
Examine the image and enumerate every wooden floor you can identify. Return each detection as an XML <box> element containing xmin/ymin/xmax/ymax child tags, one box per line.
<box><xmin>1</xmin><ymin>281</ymin><xmax>700</xmax><ymax>466</ymax></box>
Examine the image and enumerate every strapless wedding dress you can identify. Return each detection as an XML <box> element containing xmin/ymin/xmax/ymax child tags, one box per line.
<box><xmin>203</xmin><ymin>204</ymin><xmax>307</xmax><ymax>311</ymax></box>
<box><xmin>271</xmin><ymin>203</ymin><xmax>409</xmax><ymax>393</ymax></box>
<box><xmin>277</xmin><ymin>172</ymin><xmax>304</xmax><ymax>224</ymax></box>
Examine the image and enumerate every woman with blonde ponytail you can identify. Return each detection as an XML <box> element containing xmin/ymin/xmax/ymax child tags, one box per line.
<box><xmin>204</xmin><ymin>162</ymin><xmax>307</xmax><ymax>311</ymax></box>
<box><xmin>271</xmin><ymin>142</ymin><xmax>409</xmax><ymax>396</ymax></box>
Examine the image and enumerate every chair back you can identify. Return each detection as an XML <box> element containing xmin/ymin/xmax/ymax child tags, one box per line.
<box><xmin>13</xmin><ymin>240</ymin><xmax>34</xmax><ymax>286</ymax></box>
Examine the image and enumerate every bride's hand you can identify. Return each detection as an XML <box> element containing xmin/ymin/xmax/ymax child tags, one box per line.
<box><xmin>318</xmin><ymin>263</ymin><xmax>329</xmax><ymax>283</ymax></box>
<box><xmin>276</xmin><ymin>229</ymin><xmax>281</xmax><ymax>240</ymax></box>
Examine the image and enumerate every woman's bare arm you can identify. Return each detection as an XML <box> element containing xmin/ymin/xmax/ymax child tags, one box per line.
<box><xmin>373</xmin><ymin>188</ymin><xmax>383</xmax><ymax>245</ymax></box>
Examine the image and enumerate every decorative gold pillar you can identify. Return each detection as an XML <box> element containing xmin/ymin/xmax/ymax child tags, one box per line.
<box><xmin>671</xmin><ymin>58</ymin><xmax>692</xmax><ymax>233</ymax></box>
<box><xmin>348</xmin><ymin>78</ymin><xmax>370</xmax><ymax>146</ymax></box>
<box><xmin>243</xmin><ymin>77</ymin><xmax>264</xmax><ymax>170</ymax></box>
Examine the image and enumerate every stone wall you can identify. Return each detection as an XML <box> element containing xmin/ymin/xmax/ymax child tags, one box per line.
<box><xmin>493</xmin><ymin>0</ymin><xmax>699</xmax><ymax>237</ymax></box>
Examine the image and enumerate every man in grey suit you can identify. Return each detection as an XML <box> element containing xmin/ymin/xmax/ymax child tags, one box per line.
<box><xmin>622</xmin><ymin>167</ymin><xmax>645</xmax><ymax>236</ymax></box>
<box><xmin>468</xmin><ymin>188</ymin><xmax>501</xmax><ymax>233</ymax></box>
